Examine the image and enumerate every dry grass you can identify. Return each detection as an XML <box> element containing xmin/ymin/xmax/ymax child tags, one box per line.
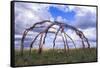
<box><xmin>15</xmin><ymin>48</ymin><xmax>97</xmax><ymax>67</ymax></box>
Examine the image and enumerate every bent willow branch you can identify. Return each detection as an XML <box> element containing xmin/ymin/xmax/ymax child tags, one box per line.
<box><xmin>20</xmin><ymin>20</ymin><xmax>90</xmax><ymax>56</ymax></box>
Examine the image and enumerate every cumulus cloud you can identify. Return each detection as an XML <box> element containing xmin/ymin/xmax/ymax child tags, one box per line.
<box><xmin>54</xmin><ymin>5</ymin><xmax>96</xmax><ymax>29</ymax></box>
<box><xmin>15</xmin><ymin>2</ymin><xmax>53</xmax><ymax>34</ymax></box>
<box><xmin>81</xmin><ymin>28</ymin><xmax>96</xmax><ymax>41</ymax></box>
<box><xmin>70</xmin><ymin>6</ymin><xmax>96</xmax><ymax>29</ymax></box>
<box><xmin>56</xmin><ymin>16</ymin><xmax>68</xmax><ymax>23</ymax></box>
<box><xmin>64</xmin><ymin>28</ymin><xmax>96</xmax><ymax>48</ymax></box>
<box><xmin>14</xmin><ymin>2</ymin><xmax>97</xmax><ymax>48</ymax></box>
<box><xmin>53</xmin><ymin>27</ymin><xmax>97</xmax><ymax>48</ymax></box>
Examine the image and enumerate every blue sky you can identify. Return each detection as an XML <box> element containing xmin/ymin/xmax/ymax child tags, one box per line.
<box><xmin>14</xmin><ymin>2</ymin><xmax>97</xmax><ymax>49</ymax></box>
<box><xmin>49</xmin><ymin>6</ymin><xmax>76</xmax><ymax>22</ymax></box>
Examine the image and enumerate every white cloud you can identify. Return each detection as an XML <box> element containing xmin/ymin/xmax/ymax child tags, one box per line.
<box><xmin>48</xmin><ymin>28</ymin><xmax>57</xmax><ymax>33</ymax></box>
<box><xmin>15</xmin><ymin>34</ymin><xmax>22</xmax><ymax>39</ymax></box>
<box><xmin>49</xmin><ymin>5</ymin><xmax>96</xmax><ymax>29</ymax></box>
<box><xmin>68</xmin><ymin>6</ymin><xmax>96</xmax><ymax>15</ymax></box>
<box><xmin>50</xmin><ymin>17</ymin><xmax>55</xmax><ymax>22</ymax></box>
<box><xmin>55</xmin><ymin>27</ymin><xmax>97</xmax><ymax>48</ymax></box>
<box><xmin>69</xmin><ymin>6</ymin><xmax>96</xmax><ymax>29</ymax></box>
<box><xmin>14</xmin><ymin>2</ymin><xmax>97</xmax><ymax>49</ymax></box>
<box><xmin>69</xmin><ymin>6</ymin><xmax>97</xmax><ymax>48</ymax></box>
<box><xmin>66</xmin><ymin>29</ymin><xmax>80</xmax><ymax>41</ymax></box>
<box><xmin>56</xmin><ymin>16</ymin><xmax>68</xmax><ymax>23</ymax></box>
<box><xmin>82</xmin><ymin>28</ymin><xmax>96</xmax><ymax>41</ymax></box>
<box><xmin>15</xmin><ymin>31</ymin><xmax>38</xmax><ymax>39</ymax></box>
<box><xmin>15</xmin><ymin>2</ymin><xmax>53</xmax><ymax>34</ymax></box>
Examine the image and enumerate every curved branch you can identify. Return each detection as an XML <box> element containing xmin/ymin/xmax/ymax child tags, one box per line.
<box><xmin>63</xmin><ymin>31</ymin><xmax>69</xmax><ymax>51</ymax></box>
<box><xmin>76</xmin><ymin>30</ymin><xmax>85</xmax><ymax>48</ymax></box>
<box><xmin>63</xmin><ymin>31</ymin><xmax>76</xmax><ymax>48</ymax></box>
<box><xmin>61</xmin><ymin>32</ymin><xmax>67</xmax><ymax>52</ymax></box>
<box><xmin>28</xmin><ymin>20</ymin><xmax>52</xmax><ymax>29</ymax></box>
<box><xmin>21</xmin><ymin>20</ymin><xmax>54</xmax><ymax>56</ymax></box>
<box><xmin>20</xmin><ymin>29</ymin><xmax>30</xmax><ymax>56</ymax></box>
<box><xmin>21</xmin><ymin>20</ymin><xmax>91</xmax><ymax>55</ymax></box>
<box><xmin>42</xmin><ymin>23</ymin><xmax>56</xmax><ymax>44</ymax></box>
<box><xmin>29</xmin><ymin>23</ymin><xmax>56</xmax><ymax>54</ymax></box>
<box><xmin>38</xmin><ymin>33</ymin><xmax>44</xmax><ymax>54</ymax></box>
<box><xmin>29</xmin><ymin>32</ymin><xmax>42</xmax><ymax>55</ymax></box>
<box><xmin>54</xmin><ymin>21</ymin><xmax>78</xmax><ymax>31</ymax></box>
<box><xmin>83</xmin><ymin>35</ymin><xmax>90</xmax><ymax>48</ymax></box>
<box><xmin>53</xmin><ymin>27</ymin><xmax>61</xmax><ymax>50</ymax></box>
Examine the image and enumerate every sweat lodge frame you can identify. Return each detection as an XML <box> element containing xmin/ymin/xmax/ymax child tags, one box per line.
<box><xmin>11</xmin><ymin>1</ymin><xmax>98</xmax><ymax>67</ymax></box>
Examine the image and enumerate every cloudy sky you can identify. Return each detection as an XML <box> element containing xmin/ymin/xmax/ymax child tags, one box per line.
<box><xmin>14</xmin><ymin>2</ymin><xmax>97</xmax><ymax>49</ymax></box>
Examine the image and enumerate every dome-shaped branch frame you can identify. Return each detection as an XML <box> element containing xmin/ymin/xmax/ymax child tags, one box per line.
<box><xmin>20</xmin><ymin>20</ymin><xmax>90</xmax><ymax>56</ymax></box>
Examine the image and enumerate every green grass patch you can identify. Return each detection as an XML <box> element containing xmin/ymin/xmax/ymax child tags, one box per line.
<box><xmin>15</xmin><ymin>48</ymin><xmax>97</xmax><ymax>66</ymax></box>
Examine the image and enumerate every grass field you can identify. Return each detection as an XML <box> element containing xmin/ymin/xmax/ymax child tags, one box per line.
<box><xmin>15</xmin><ymin>48</ymin><xmax>97</xmax><ymax>66</ymax></box>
